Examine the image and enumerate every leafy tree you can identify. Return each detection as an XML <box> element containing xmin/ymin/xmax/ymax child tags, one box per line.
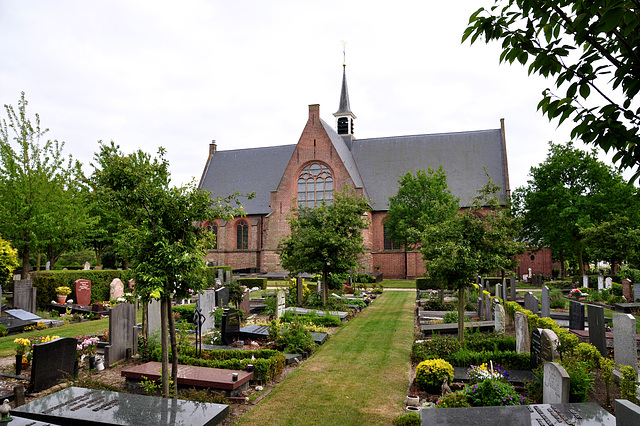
<box><xmin>0</xmin><ymin>92</ymin><xmax>88</xmax><ymax>276</ymax></box>
<box><xmin>512</xmin><ymin>142</ymin><xmax>637</xmax><ymax>276</ymax></box>
<box><xmin>581</xmin><ymin>214</ymin><xmax>640</xmax><ymax>271</ymax></box>
<box><xmin>421</xmin><ymin>179</ymin><xmax>524</xmax><ymax>341</ymax></box>
<box><xmin>92</xmin><ymin>141</ymin><xmax>247</xmax><ymax>397</ymax></box>
<box><xmin>0</xmin><ymin>235</ymin><xmax>19</xmax><ymax>287</ymax></box>
<box><xmin>463</xmin><ymin>1</ymin><xmax>640</xmax><ymax>179</ymax></box>
<box><xmin>279</xmin><ymin>188</ymin><xmax>370</xmax><ymax>304</ymax></box>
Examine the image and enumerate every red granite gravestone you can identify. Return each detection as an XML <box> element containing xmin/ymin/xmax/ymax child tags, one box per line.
<box><xmin>75</xmin><ymin>279</ymin><xmax>91</xmax><ymax>306</ymax></box>
<box><xmin>622</xmin><ymin>278</ymin><xmax>632</xmax><ymax>301</ymax></box>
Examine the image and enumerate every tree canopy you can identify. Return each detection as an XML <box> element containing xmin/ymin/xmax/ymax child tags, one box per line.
<box><xmin>512</xmin><ymin>142</ymin><xmax>638</xmax><ymax>276</ymax></box>
<box><xmin>464</xmin><ymin>1</ymin><xmax>640</xmax><ymax>179</ymax></box>
<box><xmin>278</xmin><ymin>188</ymin><xmax>370</xmax><ymax>304</ymax></box>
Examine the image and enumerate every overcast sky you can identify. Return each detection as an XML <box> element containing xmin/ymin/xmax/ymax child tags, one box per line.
<box><xmin>0</xmin><ymin>1</ymin><xmax>629</xmax><ymax>193</ymax></box>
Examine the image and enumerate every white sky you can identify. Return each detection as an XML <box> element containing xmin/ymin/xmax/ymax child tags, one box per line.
<box><xmin>0</xmin><ymin>1</ymin><xmax>631</xmax><ymax>192</ymax></box>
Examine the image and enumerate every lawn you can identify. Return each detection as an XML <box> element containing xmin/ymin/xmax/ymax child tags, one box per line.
<box><xmin>381</xmin><ymin>279</ymin><xmax>415</xmax><ymax>289</ymax></box>
<box><xmin>237</xmin><ymin>290</ymin><xmax>415</xmax><ymax>425</ymax></box>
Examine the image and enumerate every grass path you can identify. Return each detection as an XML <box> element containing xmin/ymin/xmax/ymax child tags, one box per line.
<box><xmin>237</xmin><ymin>290</ymin><xmax>415</xmax><ymax>426</ymax></box>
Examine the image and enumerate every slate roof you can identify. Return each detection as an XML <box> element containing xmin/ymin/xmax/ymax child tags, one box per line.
<box><xmin>199</xmin><ymin>122</ymin><xmax>508</xmax><ymax>214</ymax></box>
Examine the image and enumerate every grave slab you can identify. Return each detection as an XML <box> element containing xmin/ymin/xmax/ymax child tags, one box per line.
<box><xmin>421</xmin><ymin>321</ymin><xmax>494</xmax><ymax>336</ymax></box>
<box><xmin>5</xmin><ymin>309</ymin><xmax>41</xmax><ymax>321</ymax></box>
<box><xmin>419</xmin><ymin>403</ymin><xmax>615</xmax><ymax>426</ymax></box>
<box><xmin>12</xmin><ymin>386</ymin><xmax>228</xmax><ymax>426</ymax></box>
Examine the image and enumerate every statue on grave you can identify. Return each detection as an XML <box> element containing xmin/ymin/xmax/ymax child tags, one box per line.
<box><xmin>441</xmin><ymin>376</ymin><xmax>452</xmax><ymax>396</ymax></box>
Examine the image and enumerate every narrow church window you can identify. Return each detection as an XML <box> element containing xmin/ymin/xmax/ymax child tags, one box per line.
<box><xmin>236</xmin><ymin>220</ymin><xmax>248</xmax><ymax>250</ymax></box>
<box><xmin>207</xmin><ymin>223</ymin><xmax>218</xmax><ymax>250</ymax></box>
<box><xmin>383</xmin><ymin>225</ymin><xmax>401</xmax><ymax>250</ymax></box>
<box><xmin>297</xmin><ymin>163</ymin><xmax>333</xmax><ymax>208</ymax></box>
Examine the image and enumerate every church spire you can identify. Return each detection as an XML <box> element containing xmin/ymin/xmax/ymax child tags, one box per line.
<box><xmin>334</xmin><ymin>42</ymin><xmax>356</xmax><ymax>136</ymax></box>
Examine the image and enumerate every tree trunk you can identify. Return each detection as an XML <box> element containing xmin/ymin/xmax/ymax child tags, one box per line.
<box><xmin>559</xmin><ymin>253</ymin><xmax>566</xmax><ymax>279</ymax></box>
<box><xmin>322</xmin><ymin>271</ymin><xmax>328</xmax><ymax>305</ymax></box>
<box><xmin>141</xmin><ymin>302</ymin><xmax>148</xmax><ymax>359</ymax></box>
<box><xmin>577</xmin><ymin>248</ymin><xmax>585</xmax><ymax>276</ymax></box>
<box><xmin>167</xmin><ymin>295</ymin><xmax>178</xmax><ymax>398</ymax></box>
<box><xmin>21</xmin><ymin>246</ymin><xmax>29</xmax><ymax>279</ymax></box>
<box><xmin>160</xmin><ymin>297</ymin><xmax>169</xmax><ymax>397</ymax></box>
<box><xmin>457</xmin><ymin>286</ymin><xmax>465</xmax><ymax>342</ymax></box>
<box><xmin>36</xmin><ymin>252</ymin><xmax>41</xmax><ymax>272</ymax></box>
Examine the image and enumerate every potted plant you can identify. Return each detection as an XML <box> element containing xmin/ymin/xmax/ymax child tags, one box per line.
<box><xmin>55</xmin><ymin>286</ymin><xmax>72</xmax><ymax>304</ymax></box>
<box><xmin>13</xmin><ymin>338</ymin><xmax>31</xmax><ymax>375</ymax></box>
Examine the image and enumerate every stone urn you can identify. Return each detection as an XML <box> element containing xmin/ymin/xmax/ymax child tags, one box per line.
<box><xmin>405</xmin><ymin>395</ymin><xmax>420</xmax><ymax>407</ymax></box>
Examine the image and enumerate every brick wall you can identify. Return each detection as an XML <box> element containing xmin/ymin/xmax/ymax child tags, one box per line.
<box><xmin>515</xmin><ymin>247</ymin><xmax>559</xmax><ymax>278</ymax></box>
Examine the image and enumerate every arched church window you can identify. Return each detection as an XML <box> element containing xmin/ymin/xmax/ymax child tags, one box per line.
<box><xmin>207</xmin><ymin>223</ymin><xmax>217</xmax><ymax>250</ymax></box>
<box><xmin>297</xmin><ymin>163</ymin><xmax>333</xmax><ymax>208</ymax></box>
<box><xmin>236</xmin><ymin>220</ymin><xmax>248</xmax><ymax>250</ymax></box>
<box><xmin>383</xmin><ymin>225</ymin><xmax>401</xmax><ymax>250</ymax></box>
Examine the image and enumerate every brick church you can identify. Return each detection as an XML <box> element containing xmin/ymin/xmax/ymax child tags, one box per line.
<box><xmin>198</xmin><ymin>66</ymin><xmax>511</xmax><ymax>279</ymax></box>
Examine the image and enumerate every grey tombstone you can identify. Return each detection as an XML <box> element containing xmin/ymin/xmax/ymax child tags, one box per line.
<box><xmin>543</xmin><ymin>361</ymin><xmax>570</xmax><ymax>404</ymax></box>
<box><xmin>146</xmin><ymin>298</ymin><xmax>162</xmax><ymax>337</ymax></box>
<box><xmin>616</xmin><ymin>399</ymin><xmax>640</xmax><ymax>425</ymax></box>
<box><xmin>530</xmin><ymin>328</ymin><xmax>543</xmax><ymax>369</ymax></box>
<box><xmin>481</xmin><ymin>278</ymin><xmax>485</xmax><ymax>292</ymax></box>
<box><xmin>104</xmin><ymin>303</ymin><xmax>137</xmax><ymax>366</ymax></box>
<box><xmin>541</xmin><ymin>286</ymin><xmax>550</xmax><ymax>318</ymax></box>
<box><xmin>569</xmin><ymin>300</ymin><xmax>585</xmax><ymax>330</ymax></box>
<box><xmin>502</xmin><ymin>278</ymin><xmax>507</xmax><ymax>303</ymax></box>
<box><xmin>524</xmin><ymin>292</ymin><xmax>538</xmax><ymax>314</ymax></box>
<box><xmin>13</xmin><ymin>279</ymin><xmax>36</xmax><ymax>313</ymax></box>
<box><xmin>598</xmin><ymin>275</ymin><xmax>604</xmax><ymax>291</ymax></box>
<box><xmin>215</xmin><ymin>278</ymin><xmax>222</xmax><ymax>287</ymax></box>
<box><xmin>276</xmin><ymin>290</ymin><xmax>285</xmax><ymax>319</ymax></box>
<box><xmin>484</xmin><ymin>293</ymin><xmax>492</xmax><ymax>320</ymax></box>
<box><xmin>541</xmin><ymin>329</ymin><xmax>560</xmax><ymax>362</ymax></box>
<box><xmin>477</xmin><ymin>297</ymin><xmax>483</xmax><ymax>319</ymax></box>
<box><xmin>494</xmin><ymin>302</ymin><xmax>505</xmax><ymax>334</ymax></box>
<box><xmin>29</xmin><ymin>337</ymin><xmax>77</xmax><ymax>392</ymax></box>
<box><xmin>582</xmin><ymin>275</ymin><xmax>589</xmax><ymax>288</ymax></box>
<box><xmin>587</xmin><ymin>304</ymin><xmax>607</xmax><ymax>357</ymax></box>
<box><xmin>217</xmin><ymin>268</ymin><xmax>223</xmax><ymax>283</ymax></box>
<box><xmin>514</xmin><ymin>311</ymin><xmax>530</xmax><ymax>354</ymax></box>
<box><xmin>225</xmin><ymin>270</ymin><xmax>231</xmax><ymax>283</ymax></box>
<box><xmin>495</xmin><ymin>283</ymin><xmax>502</xmax><ymax>300</ymax></box>
<box><xmin>216</xmin><ymin>286</ymin><xmax>229</xmax><ymax>308</ymax></box>
<box><xmin>45</xmin><ymin>261</ymin><xmax>50</xmax><ymax>271</ymax></box>
<box><xmin>109</xmin><ymin>278</ymin><xmax>125</xmax><ymax>300</ymax></box>
<box><xmin>614</xmin><ymin>313</ymin><xmax>638</xmax><ymax>373</ymax></box>
<box><xmin>510</xmin><ymin>276</ymin><xmax>516</xmax><ymax>301</ymax></box>
<box><xmin>605</xmin><ymin>277</ymin><xmax>612</xmax><ymax>290</ymax></box>
<box><xmin>83</xmin><ymin>261</ymin><xmax>90</xmax><ymax>270</ymax></box>
<box><xmin>317</xmin><ymin>280</ymin><xmax>322</xmax><ymax>295</ymax></box>
<box><xmin>197</xmin><ymin>290</ymin><xmax>217</xmax><ymax>334</ymax></box>
<box><xmin>634</xmin><ymin>283</ymin><xmax>640</xmax><ymax>302</ymax></box>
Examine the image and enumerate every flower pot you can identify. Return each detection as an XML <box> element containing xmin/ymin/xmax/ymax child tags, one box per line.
<box><xmin>96</xmin><ymin>358</ymin><xmax>104</xmax><ymax>371</ymax></box>
<box><xmin>57</xmin><ymin>294</ymin><xmax>67</xmax><ymax>304</ymax></box>
<box><xmin>405</xmin><ymin>395</ymin><xmax>420</xmax><ymax>407</ymax></box>
<box><xmin>15</xmin><ymin>354</ymin><xmax>22</xmax><ymax>375</ymax></box>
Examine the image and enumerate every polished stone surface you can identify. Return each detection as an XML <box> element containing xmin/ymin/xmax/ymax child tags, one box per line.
<box><xmin>420</xmin><ymin>403</ymin><xmax>615</xmax><ymax>426</ymax></box>
<box><xmin>13</xmin><ymin>386</ymin><xmax>228</xmax><ymax>426</ymax></box>
<box><xmin>30</xmin><ymin>337</ymin><xmax>77</xmax><ymax>392</ymax></box>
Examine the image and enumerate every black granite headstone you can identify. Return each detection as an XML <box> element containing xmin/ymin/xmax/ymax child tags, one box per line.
<box><xmin>215</xmin><ymin>287</ymin><xmax>229</xmax><ymax>308</ymax></box>
<box><xmin>587</xmin><ymin>304</ymin><xmax>607</xmax><ymax>357</ymax></box>
<box><xmin>221</xmin><ymin>308</ymin><xmax>241</xmax><ymax>345</ymax></box>
<box><xmin>30</xmin><ymin>337</ymin><xmax>77</xmax><ymax>392</ymax></box>
<box><xmin>569</xmin><ymin>300</ymin><xmax>585</xmax><ymax>330</ymax></box>
<box><xmin>530</xmin><ymin>328</ymin><xmax>543</xmax><ymax>369</ymax></box>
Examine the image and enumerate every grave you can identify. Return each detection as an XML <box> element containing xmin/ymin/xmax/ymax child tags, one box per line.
<box><xmin>13</xmin><ymin>279</ymin><xmax>36</xmax><ymax>313</ymax></box>
<box><xmin>197</xmin><ymin>290</ymin><xmax>217</xmax><ymax>335</ymax></box>
<box><xmin>586</xmin><ymin>304</ymin><xmax>607</xmax><ymax>357</ymax></box>
<box><xmin>239</xmin><ymin>288</ymin><xmax>251</xmax><ymax>318</ymax></box>
<box><xmin>502</xmin><ymin>278</ymin><xmax>507</xmax><ymax>302</ymax></box>
<box><xmin>419</xmin><ymin>403</ymin><xmax>614</xmax><ymax>425</ymax></box>
<box><xmin>530</xmin><ymin>328</ymin><xmax>543</xmax><ymax>369</ymax></box>
<box><xmin>541</xmin><ymin>286</ymin><xmax>550</xmax><ymax>318</ymax></box>
<box><xmin>12</xmin><ymin>386</ymin><xmax>228</xmax><ymax>425</ymax></box>
<box><xmin>597</xmin><ymin>275</ymin><xmax>604</xmax><ymax>291</ymax></box>
<box><xmin>569</xmin><ymin>300</ymin><xmax>585</xmax><ymax>330</ymax></box>
<box><xmin>524</xmin><ymin>292</ymin><xmax>538</xmax><ymax>314</ymax></box>
<box><xmin>613</xmin><ymin>313</ymin><xmax>638</xmax><ymax>373</ymax></box>
<box><xmin>421</xmin><ymin>321</ymin><xmax>494</xmax><ymax>336</ymax></box>
<box><xmin>146</xmin><ymin>299</ymin><xmax>162</xmax><ymax>337</ymax></box>
<box><xmin>635</xmin><ymin>283</ymin><xmax>640</xmax><ymax>302</ymax></box>
<box><xmin>614</xmin><ymin>302</ymin><xmax>640</xmax><ymax>313</ymax></box>
<box><xmin>477</xmin><ymin>296</ymin><xmax>483</xmax><ymax>319</ymax></box>
<box><xmin>217</xmin><ymin>268</ymin><xmax>223</xmax><ymax>283</ymax></box>
<box><xmin>514</xmin><ymin>311</ymin><xmax>530</xmax><ymax>354</ymax></box>
<box><xmin>221</xmin><ymin>309</ymin><xmax>241</xmax><ymax>345</ymax></box>
<box><xmin>510</xmin><ymin>276</ymin><xmax>516</xmax><ymax>302</ymax></box>
<box><xmin>622</xmin><ymin>279</ymin><xmax>632</xmax><ymax>301</ymax></box>
<box><xmin>582</xmin><ymin>275</ymin><xmax>589</xmax><ymax>288</ymax></box>
<box><xmin>215</xmin><ymin>287</ymin><xmax>229</xmax><ymax>308</ymax></box>
<box><xmin>29</xmin><ymin>337</ymin><xmax>77</xmax><ymax>392</ymax></box>
<box><xmin>484</xmin><ymin>293</ymin><xmax>492</xmax><ymax>320</ymax></box>
<box><xmin>121</xmin><ymin>362</ymin><xmax>252</xmax><ymax>397</ymax></box>
<box><xmin>225</xmin><ymin>270</ymin><xmax>231</xmax><ymax>283</ymax></box>
<box><xmin>74</xmin><ymin>279</ymin><xmax>92</xmax><ymax>306</ymax></box>
<box><xmin>239</xmin><ymin>323</ymin><xmax>328</xmax><ymax>345</ymax></box>
<box><xmin>104</xmin><ymin>303</ymin><xmax>137</xmax><ymax>367</ymax></box>
<box><xmin>543</xmin><ymin>362</ymin><xmax>570</xmax><ymax>404</ymax></box>
<box><xmin>615</xmin><ymin>399</ymin><xmax>640</xmax><ymax>425</ymax></box>
<box><xmin>495</xmin><ymin>283</ymin><xmax>502</xmax><ymax>300</ymax></box>
<box><xmin>0</xmin><ymin>315</ymin><xmax>38</xmax><ymax>334</ymax></box>
<box><xmin>541</xmin><ymin>329</ymin><xmax>560</xmax><ymax>363</ymax></box>
<box><xmin>283</xmin><ymin>307</ymin><xmax>348</xmax><ymax>321</ymax></box>
<box><xmin>494</xmin><ymin>302</ymin><xmax>505</xmax><ymax>334</ymax></box>
<box><xmin>605</xmin><ymin>277</ymin><xmax>612</xmax><ymax>290</ymax></box>
<box><xmin>109</xmin><ymin>278</ymin><xmax>124</xmax><ymax>300</ymax></box>
<box><xmin>276</xmin><ymin>290</ymin><xmax>285</xmax><ymax>319</ymax></box>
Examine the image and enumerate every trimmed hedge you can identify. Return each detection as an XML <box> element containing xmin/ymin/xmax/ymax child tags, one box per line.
<box><xmin>32</xmin><ymin>270</ymin><xmax>134</xmax><ymax>310</ymax></box>
<box><xmin>151</xmin><ymin>347</ymin><xmax>285</xmax><ymax>383</ymax></box>
<box><xmin>444</xmin><ymin>349</ymin><xmax>530</xmax><ymax>370</ymax></box>
<box><xmin>237</xmin><ymin>277</ymin><xmax>267</xmax><ymax>289</ymax></box>
<box><xmin>416</xmin><ymin>277</ymin><xmax>432</xmax><ymax>290</ymax></box>
<box><xmin>172</xmin><ymin>304</ymin><xmax>196</xmax><ymax>323</ymax></box>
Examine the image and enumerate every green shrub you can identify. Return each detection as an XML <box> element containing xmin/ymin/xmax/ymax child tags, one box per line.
<box><xmin>172</xmin><ymin>304</ymin><xmax>196</xmax><ymax>323</ymax></box>
<box><xmin>0</xmin><ymin>325</ymin><xmax>7</xmax><ymax>337</ymax></box>
<box><xmin>436</xmin><ymin>390</ymin><xmax>470</xmax><ymax>408</ymax></box>
<box><xmin>619</xmin><ymin>268</ymin><xmax>640</xmax><ymax>283</ymax></box>
<box><xmin>442</xmin><ymin>311</ymin><xmax>458</xmax><ymax>324</ymax></box>
<box><xmin>416</xmin><ymin>277</ymin><xmax>432</xmax><ymax>290</ymax></box>
<box><xmin>392</xmin><ymin>413</ymin><xmax>421</xmax><ymax>426</ymax></box>
<box><xmin>203</xmin><ymin>266</ymin><xmax>232</xmax><ymax>286</ymax></box>
<box><xmin>549</xmin><ymin>279</ymin><xmax>573</xmax><ymax>289</ymax></box>
<box><xmin>464</xmin><ymin>332</ymin><xmax>516</xmax><ymax>352</ymax></box>
<box><xmin>444</xmin><ymin>349</ymin><xmax>530</xmax><ymax>370</ymax></box>
<box><xmin>561</xmin><ymin>359</ymin><xmax>594</xmax><ymax>403</ymax></box>
<box><xmin>352</xmin><ymin>272</ymin><xmax>376</xmax><ymax>283</ymax></box>
<box><xmin>280</xmin><ymin>311</ymin><xmax>341</xmax><ymax>327</ymax></box>
<box><xmin>269</xmin><ymin>319</ymin><xmax>315</xmax><ymax>354</ymax></box>
<box><xmin>619</xmin><ymin>365</ymin><xmax>638</xmax><ymax>403</ymax></box>
<box><xmin>415</xmin><ymin>359</ymin><xmax>454</xmax><ymax>392</ymax></box>
<box><xmin>463</xmin><ymin>379</ymin><xmax>524</xmax><ymax>406</ymax></box>
<box><xmin>573</xmin><ymin>343</ymin><xmax>602</xmax><ymax>370</ymax></box>
<box><xmin>237</xmin><ymin>277</ymin><xmax>267</xmax><ymax>289</ymax></box>
<box><xmin>412</xmin><ymin>336</ymin><xmax>461</xmax><ymax>363</ymax></box>
<box><xmin>421</xmin><ymin>300</ymin><xmax>457</xmax><ymax>311</ymax></box>
<box><xmin>611</xmin><ymin>283</ymin><xmax>623</xmax><ymax>296</ymax></box>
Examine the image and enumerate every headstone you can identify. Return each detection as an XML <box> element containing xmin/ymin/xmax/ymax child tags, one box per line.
<box><xmin>109</xmin><ymin>278</ymin><xmax>125</xmax><ymax>300</ymax></box>
<box><xmin>215</xmin><ymin>278</ymin><xmax>222</xmax><ymax>287</ymax></box>
<box><xmin>541</xmin><ymin>286</ymin><xmax>550</xmax><ymax>318</ymax></box>
<box><xmin>317</xmin><ymin>281</ymin><xmax>321</xmax><ymax>295</ymax></box>
<box><xmin>481</xmin><ymin>278</ymin><xmax>485</xmax><ymax>292</ymax></box>
<box><xmin>597</xmin><ymin>275</ymin><xmax>604</xmax><ymax>291</ymax></box>
<box><xmin>528</xmin><ymin>268</ymin><xmax>532</xmax><ymax>279</ymax></box>
<box><xmin>197</xmin><ymin>290</ymin><xmax>217</xmax><ymax>334</ymax></box>
<box><xmin>13</xmin><ymin>279</ymin><xmax>36</xmax><ymax>313</ymax></box>
<box><xmin>221</xmin><ymin>308</ymin><xmax>241</xmax><ymax>345</ymax></box>
<box><xmin>217</xmin><ymin>268</ymin><xmax>223</xmax><ymax>283</ymax></box>
<box><xmin>587</xmin><ymin>304</ymin><xmax>607</xmax><ymax>357</ymax></box>
<box><xmin>524</xmin><ymin>292</ymin><xmax>538</xmax><ymax>314</ymax></box>
<box><xmin>225</xmin><ymin>270</ymin><xmax>231</xmax><ymax>283</ymax></box>
<box><xmin>296</xmin><ymin>277</ymin><xmax>303</xmax><ymax>305</ymax></box>
<box><xmin>510</xmin><ymin>276</ymin><xmax>516</xmax><ymax>301</ymax></box>
<box><xmin>146</xmin><ymin>299</ymin><xmax>162</xmax><ymax>337</ymax></box>
<box><xmin>13</xmin><ymin>384</ymin><xmax>25</xmax><ymax>407</ymax></box>
<box><xmin>614</xmin><ymin>313</ymin><xmax>638</xmax><ymax>373</ymax></box>
<box><xmin>569</xmin><ymin>300</ymin><xmax>585</xmax><ymax>330</ymax></box>
<box><xmin>543</xmin><ymin>362</ymin><xmax>570</xmax><ymax>404</ymax></box>
<box><xmin>74</xmin><ymin>279</ymin><xmax>91</xmax><ymax>306</ymax></box>
<box><xmin>634</xmin><ymin>283</ymin><xmax>640</xmax><ymax>303</ymax></box>
<box><xmin>215</xmin><ymin>286</ymin><xmax>229</xmax><ymax>308</ymax></box>
<box><xmin>530</xmin><ymin>328</ymin><xmax>543</xmax><ymax>369</ymax></box>
<box><xmin>540</xmin><ymin>329</ymin><xmax>560</xmax><ymax>362</ymax></box>
<box><xmin>494</xmin><ymin>302</ymin><xmax>505</xmax><ymax>334</ymax></box>
<box><xmin>104</xmin><ymin>303</ymin><xmax>137</xmax><ymax>366</ymax></box>
<box><xmin>605</xmin><ymin>277</ymin><xmax>612</xmax><ymax>290</ymax></box>
<box><xmin>477</xmin><ymin>297</ymin><xmax>483</xmax><ymax>319</ymax></box>
<box><xmin>13</xmin><ymin>386</ymin><xmax>228</xmax><ymax>425</ymax></box>
<box><xmin>502</xmin><ymin>278</ymin><xmax>507</xmax><ymax>303</ymax></box>
<box><xmin>45</xmin><ymin>261</ymin><xmax>50</xmax><ymax>271</ymax></box>
<box><xmin>276</xmin><ymin>290</ymin><xmax>285</xmax><ymax>319</ymax></box>
<box><xmin>29</xmin><ymin>337</ymin><xmax>77</xmax><ymax>392</ymax></box>
<box><xmin>582</xmin><ymin>275</ymin><xmax>589</xmax><ymax>288</ymax></box>
<box><xmin>484</xmin><ymin>293</ymin><xmax>492</xmax><ymax>320</ymax></box>
<box><xmin>616</xmin><ymin>399</ymin><xmax>640</xmax><ymax>425</ymax></box>
<box><xmin>514</xmin><ymin>311</ymin><xmax>530</xmax><ymax>354</ymax></box>
<box><xmin>83</xmin><ymin>261</ymin><xmax>90</xmax><ymax>270</ymax></box>
<box><xmin>239</xmin><ymin>288</ymin><xmax>251</xmax><ymax>318</ymax></box>
<box><xmin>495</xmin><ymin>284</ymin><xmax>502</xmax><ymax>300</ymax></box>
<box><xmin>622</xmin><ymin>278</ymin><xmax>633</xmax><ymax>301</ymax></box>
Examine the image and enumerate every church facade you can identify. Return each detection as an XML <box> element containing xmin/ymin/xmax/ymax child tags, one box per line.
<box><xmin>198</xmin><ymin>67</ymin><xmax>511</xmax><ymax>279</ymax></box>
